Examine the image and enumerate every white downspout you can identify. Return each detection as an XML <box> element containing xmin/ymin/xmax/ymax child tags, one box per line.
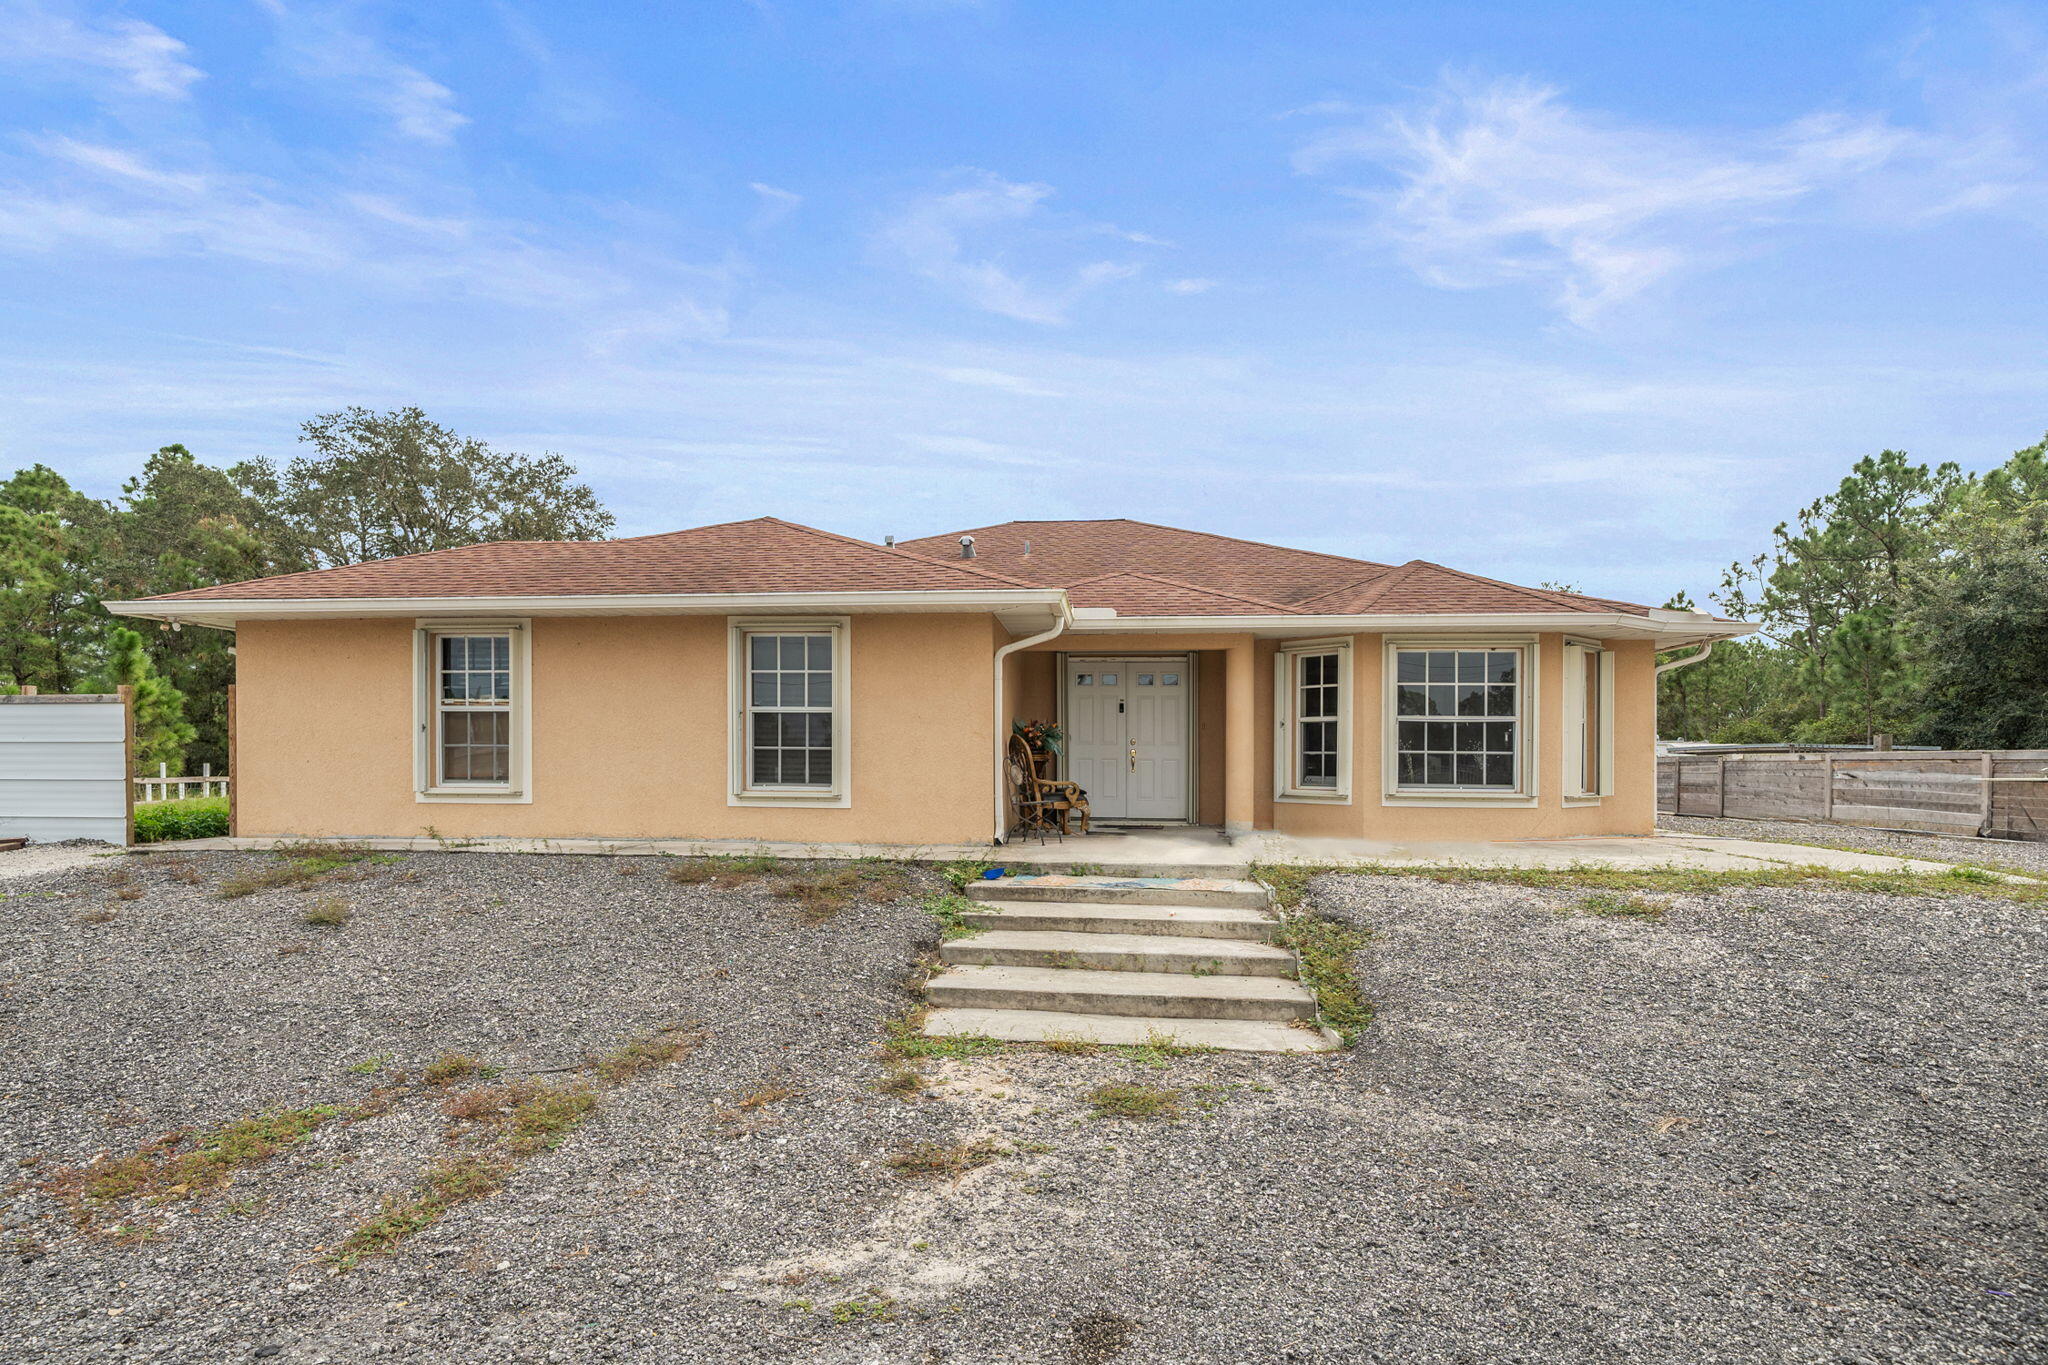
<box><xmin>991</xmin><ymin>599</ymin><xmax>1073</xmax><ymax>845</ymax></box>
<box><xmin>1655</xmin><ymin>638</ymin><xmax>1717</xmax><ymax>676</ymax></box>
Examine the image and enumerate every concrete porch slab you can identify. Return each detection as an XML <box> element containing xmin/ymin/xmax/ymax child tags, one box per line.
<box><xmin>131</xmin><ymin>825</ymin><xmax>2016</xmax><ymax>878</ymax></box>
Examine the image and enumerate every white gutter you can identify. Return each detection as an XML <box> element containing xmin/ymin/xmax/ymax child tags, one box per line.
<box><xmin>991</xmin><ymin>598</ymin><xmax>1074</xmax><ymax>845</ymax></box>
<box><xmin>102</xmin><ymin>588</ymin><xmax>1068</xmax><ymax>628</ymax></box>
<box><xmin>1070</xmin><ymin>611</ymin><xmax>1757</xmax><ymax>642</ymax></box>
<box><xmin>1655</xmin><ymin>638</ymin><xmax>1718</xmax><ymax>676</ymax></box>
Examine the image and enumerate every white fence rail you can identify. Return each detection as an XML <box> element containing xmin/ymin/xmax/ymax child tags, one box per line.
<box><xmin>0</xmin><ymin>693</ymin><xmax>131</xmax><ymax>844</ymax></box>
<box><xmin>134</xmin><ymin>763</ymin><xmax>230</xmax><ymax>803</ymax></box>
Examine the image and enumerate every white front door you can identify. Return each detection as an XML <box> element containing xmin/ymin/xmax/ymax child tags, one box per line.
<box><xmin>1063</xmin><ymin>657</ymin><xmax>1191</xmax><ymax>821</ymax></box>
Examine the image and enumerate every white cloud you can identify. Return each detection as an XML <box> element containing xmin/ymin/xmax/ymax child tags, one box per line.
<box><xmin>1165</xmin><ymin>277</ymin><xmax>1216</xmax><ymax>295</ymax></box>
<box><xmin>748</xmin><ymin>181</ymin><xmax>802</xmax><ymax>228</ymax></box>
<box><xmin>878</xmin><ymin>170</ymin><xmax>1144</xmax><ymax>323</ymax></box>
<box><xmin>0</xmin><ymin>1</ymin><xmax>203</xmax><ymax>98</ymax></box>
<box><xmin>1294</xmin><ymin>75</ymin><xmax>1932</xmax><ymax>324</ymax></box>
<box><xmin>256</xmin><ymin>0</ymin><xmax>467</xmax><ymax>144</ymax></box>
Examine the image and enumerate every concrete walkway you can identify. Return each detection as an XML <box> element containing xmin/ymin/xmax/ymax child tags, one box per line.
<box><xmin>133</xmin><ymin>824</ymin><xmax>2008</xmax><ymax>878</ymax></box>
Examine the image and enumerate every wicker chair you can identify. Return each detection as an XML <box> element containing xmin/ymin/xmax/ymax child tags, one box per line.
<box><xmin>1007</xmin><ymin>734</ymin><xmax>1090</xmax><ymax>839</ymax></box>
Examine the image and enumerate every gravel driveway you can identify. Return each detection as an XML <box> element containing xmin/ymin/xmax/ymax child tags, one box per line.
<box><xmin>2</xmin><ymin>852</ymin><xmax>2041</xmax><ymax>1363</ymax></box>
<box><xmin>1662</xmin><ymin>812</ymin><xmax>2048</xmax><ymax>877</ymax></box>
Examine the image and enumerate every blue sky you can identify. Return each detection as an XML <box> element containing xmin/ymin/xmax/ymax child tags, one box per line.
<box><xmin>2</xmin><ymin>1</ymin><xmax>2045</xmax><ymax>606</ymax></box>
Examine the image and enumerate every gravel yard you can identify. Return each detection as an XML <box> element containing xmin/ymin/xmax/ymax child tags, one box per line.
<box><xmin>1663</xmin><ymin>812</ymin><xmax>2048</xmax><ymax>877</ymax></box>
<box><xmin>2</xmin><ymin>850</ymin><xmax>2042</xmax><ymax>1363</ymax></box>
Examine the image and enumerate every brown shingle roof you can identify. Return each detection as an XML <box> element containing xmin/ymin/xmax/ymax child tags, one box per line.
<box><xmin>1065</xmin><ymin>572</ymin><xmax>1302</xmax><ymax>617</ymax></box>
<box><xmin>895</xmin><ymin>519</ymin><xmax>1394</xmax><ymax>605</ymax></box>
<box><xmin>136</xmin><ymin>517</ymin><xmax>1047</xmax><ymax>602</ymax></box>
<box><xmin>1295</xmin><ymin>561</ymin><xmax>1651</xmax><ymax>616</ymax></box>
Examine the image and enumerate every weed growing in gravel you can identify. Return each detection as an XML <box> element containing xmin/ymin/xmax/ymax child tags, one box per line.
<box><xmin>1087</xmin><ymin>1083</ymin><xmax>1181</xmax><ymax>1121</ymax></box>
<box><xmin>1274</xmin><ymin>858</ymin><xmax>2048</xmax><ymax>904</ymax></box>
<box><xmin>1577</xmin><ymin>891</ymin><xmax>1665</xmax><ymax>919</ymax></box>
<box><xmin>502</xmin><ymin>1085</ymin><xmax>599</xmax><ymax>1153</ymax></box>
<box><xmin>345</xmin><ymin>1054</ymin><xmax>391</xmax><ymax>1075</ymax></box>
<box><xmin>1042</xmin><ymin>1036</ymin><xmax>1101</xmax><ymax>1056</ymax></box>
<box><xmin>589</xmin><ymin>1026</ymin><xmax>705</xmax><ymax>1082</ymax></box>
<box><xmin>441</xmin><ymin>1079</ymin><xmax>540</xmax><ymax>1122</ymax></box>
<box><xmin>1107</xmin><ymin>1032</ymin><xmax>1219</xmax><ymax>1064</ymax></box>
<box><xmin>219</xmin><ymin>843</ymin><xmax>375</xmax><ymax>899</ymax></box>
<box><xmin>330</xmin><ymin>1156</ymin><xmax>510</xmax><ymax>1270</ymax></box>
<box><xmin>302</xmin><ymin>898</ymin><xmax>350</xmax><ymax>928</ymax></box>
<box><xmin>923</xmin><ymin>891</ymin><xmax>983</xmax><ymax>940</ymax></box>
<box><xmin>422</xmin><ymin>1053</ymin><xmax>492</xmax><ymax>1087</ymax></box>
<box><xmin>775</xmin><ymin>863</ymin><xmax>918</xmax><ymax>922</ymax></box>
<box><xmin>880</xmin><ymin>1008</ymin><xmax>1005</xmax><ymax>1061</ymax></box>
<box><xmin>874</xmin><ymin>1068</ymin><xmax>927</xmax><ymax>1098</ymax></box>
<box><xmin>35</xmin><ymin>1104</ymin><xmax>346</xmax><ymax>1232</ymax></box>
<box><xmin>885</xmin><ymin>1139</ymin><xmax>1003</xmax><ymax>1181</ymax></box>
<box><xmin>1266</xmin><ymin>914</ymin><xmax>1374</xmax><ymax>1046</ymax></box>
<box><xmin>164</xmin><ymin>861</ymin><xmax>205</xmax><ymax>885</ymax></box>
<box><xmin>937</xmin><ymin>858</ymin><xmax>994</xmax><ymax>888</ymax></box>
<box><xmin>829</xmin><ymin>1296</ymin><xmax>899</xmax><ymax>1323</ymax></box>
<box><xmin>77</xmin><ymin>909</ymin><xmax>116</xmax><ymax>925</ymax></box>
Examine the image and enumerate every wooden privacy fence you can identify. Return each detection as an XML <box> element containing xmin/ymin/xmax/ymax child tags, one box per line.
<box><xmin>1658</xmin><ymin>750</ymin><xmax>2048</xmax><ymax>841</ymax></box>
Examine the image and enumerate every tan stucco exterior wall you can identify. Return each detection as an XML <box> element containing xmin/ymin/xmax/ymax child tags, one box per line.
<box><xmin>236</xmin><ymin>617</ymin><xmax>1656</xmax><ymax>846</ymax></box>
<box><xmin>235</xmin><ymin>613</ymin><xmax>999</xmax><ymax>844</ymax></box>
<box><xmin>1010</xmin><ymin>630</ymin><xmax>1657</xmax><ymax>840</ymax></box>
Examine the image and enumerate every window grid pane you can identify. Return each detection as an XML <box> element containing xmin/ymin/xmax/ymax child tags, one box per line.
<box><xmin>435</xmin><ymin>634</ymin><xmax>513</xmax><ymax>786</ymax></box>
<box><xmin>745</xmin><ymin>632</ymin><xmax>834</xmax><ymax>788</ymax></box>
<box><xmin>1293</xmin><ymin>651</ymin><xmax>1340</xmax><ymax>789</ymax></box>
<box><xmin>1395</xmin><ymin>648</ymin><xmax>1518</xmax><ymax>789</ymax></box>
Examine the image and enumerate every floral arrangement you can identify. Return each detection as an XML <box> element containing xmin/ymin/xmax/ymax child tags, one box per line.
<box><xmin>1013</xmin><ymin>718</ymin><xmax>1065</xmax><ymax>757</ymax></box>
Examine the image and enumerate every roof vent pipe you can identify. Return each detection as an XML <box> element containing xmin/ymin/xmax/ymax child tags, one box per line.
<box><xmin>1022</xmin><ymin>540</ymin><xmax>1031</xmax><ymax>556</ymax></box>
<box><xmin>883</xmin><ymin>535</ymin><xmax>895</xmax><ymax>547</ymax></box>
<box><xmin>959</xmin><ymin>535</ymin><xmax>976</xmax><ymax>559</ymax></box>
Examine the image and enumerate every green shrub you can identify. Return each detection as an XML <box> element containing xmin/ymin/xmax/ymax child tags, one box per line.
<box><xmin>132</xmin><ymin>796</ymin><xmax>230</xmax><ymax>843</ymax></box>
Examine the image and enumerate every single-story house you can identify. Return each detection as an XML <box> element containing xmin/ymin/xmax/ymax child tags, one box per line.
<box><xmin>106</xmin><ymin>518</ymin><xmax>1752</xmax><ymax>847</ymax></box>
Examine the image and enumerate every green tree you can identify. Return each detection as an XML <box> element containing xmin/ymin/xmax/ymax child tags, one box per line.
<box><xmin>109</xmin><ymin>445</ymin><xmax>293</xmax><ymax>771</ymax></box>
<box><xmin>234</xmin><ymin>407</ymin><xmax>615</xmax><ymax>569</ymax></box>
<box><xmin>0</xmin><ymin>465</ymin><xmax>118</xmax><ymax>692</ymax></box>
<box><xmin>1909</xmin><ymin>433</ymin><xmax>2048</xmax><ymax>749</ymax></box>
<box><xmin>95</xmin><ymin>625</ymin><xmax>197</xmax><ymax>776</ymax></box>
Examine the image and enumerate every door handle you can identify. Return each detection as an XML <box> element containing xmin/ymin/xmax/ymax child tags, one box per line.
<box><xmin>1128</xmin><ymin>740</ymin><xmax>1138</xmax><ymax>772</ymax></box>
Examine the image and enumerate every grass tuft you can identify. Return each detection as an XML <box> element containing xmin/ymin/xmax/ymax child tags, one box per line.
<box><xmin>37</xmin><ymin>1104</ymin><xmax>344</xmax><ymax>1228</ymax></box>
<box><xmin>301</xmin><ymin>897</ymin><xmax>350</xmax><ymax>928</ymax></box>
<box><xmin>330</xmin><ymin>1155</ymin><xmax>509</xmax><ymax>1269</ymax></box>
<box><xmin>873</xmin><ymin>1068</ymin><xmax>927</xmax><ymax>1099</ymax></box>
<box><xmin>885</xmin><ymin>1138</ymin><xmax>1002</xmax><ymax>1181</ymax></box>
<box><xmin>1086</xmin><ymin>1083</ymin><xmax>1181</xmax><ymax>1121</ymax></box>
<box><xmin>1577</xmin><ymin>890</ymin><xmax>1664</xmax><ymax>919</ymax></box>
<box><xmin>588</xmin><ymin>1027</ymin><xmax>705</xmax><ymax>1083</ymax></box>
<box><xmin>1266</xmin><ymin>914</ymin><xmax>1374</xmax><ymax>1045</ymax></box>
<box><xmin>501</xmin><ymin>1084</ymin><xmax>598</xmax><ymax>1153</ymax></box>
<box><xmin>421</xmin><ymin>1053</ymin><xmax>490</xmax><ymax>1088</ymax></box>
<box><xmin>218</xmin><ymin>843</ymin><xmax>374</xmax><ymax>899</ymax></box>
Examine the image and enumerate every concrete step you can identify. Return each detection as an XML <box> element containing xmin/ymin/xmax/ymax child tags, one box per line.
<box><xmin>963</xmin><ymin>899</ymin><xmax>1275</xmax><ymax>942</ymax></box>
<box><xmin>925</xmin><ymin>964</ymin><xmax>1316</xmax><ymax>1022</ymax></box>
<box><xmin>965</xmin><ymin>874</ymin><xmax>1270</xmax><ymax>910</ymax></box>
<box><xmin>924</xmin><ymin>1007</ymin><xmax>1337</xmax><ymax>1054</ymax></box>
<box><xmin>942</xmin><ymin>929</ymin><xmax>1297</xmax><ymax>978</ymax></box>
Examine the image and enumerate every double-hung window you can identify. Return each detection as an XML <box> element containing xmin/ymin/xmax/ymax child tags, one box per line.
<box><xmin>1564</xmin><ymin>641</ymin><xmax>1613</xmax><ymax>798</ymax></box>
<box><xmin>1391</xmin><ymin>646</ymin><xmax>1524</xmax><ymax>793</ymax></box>
<box><xmin>416</xmin><ymin>623</ymin><xmax>529</xmax><ymax>801</ymax></box>
<box><xmin>731</xmin><ymin>619</ymin><xmax>849</xmax><ymax>804</ymax></box>
<box><xmin>1276</xmin><ymin>640</ymin><xmax>1350</xmax><ymax>800</ymax></box>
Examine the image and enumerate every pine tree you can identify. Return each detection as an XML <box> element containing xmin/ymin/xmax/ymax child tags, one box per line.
<box><xmin>98</xmin><ymin>626</ymin><xmax>197</xmax><ymax>776</ymax></box>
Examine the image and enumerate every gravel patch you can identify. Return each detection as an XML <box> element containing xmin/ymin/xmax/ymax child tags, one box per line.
<box><xmin>0</xmin><ymin>839</ymin><xmax>118</xmax><ymax>881</ymax></box>
<box><xmin>1663</xmin><ymin>813</ymin><xmax>2048</xmax><ymax>876</ymax></box>
<box><xmin>2</xmin><ymin>853</ymin><xmax>2042</xmax><ymax>1362</ymax></box>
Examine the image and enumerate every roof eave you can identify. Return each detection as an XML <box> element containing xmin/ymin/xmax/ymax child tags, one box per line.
<box><xmin>1067</xmin><ymin>611</ymin><xmax>1759</xmax><ymax>641</ymax></box>
<box><xmin>102</xmin><ymin>588</ymin><xmax>1070</xmax><ymax>630</ymax></box>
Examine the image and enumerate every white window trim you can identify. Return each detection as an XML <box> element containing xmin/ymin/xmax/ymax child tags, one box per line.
<box><xmin>1562</xmin><ymin>638</ymin><xmax>1616</xmax><ymax>804</ymax></box>
<box><xmin>412</xmin><ymin>619</ymin><xmax>533</xmax><ymax>805</ymax></box>
<box><xmin>1381</xmin><ymin>635</ymin><xmax>1540</xmax><ymax>807</ymax></box>
<box><xmin>728</xmin><ymin>617</ymin><xmax>852</xmax><ymax>808</ymax></box>
<box><xmin>1274</xmin><ymin>638</ymin><xmax>1352</xmax><ymax>803</ymax></box>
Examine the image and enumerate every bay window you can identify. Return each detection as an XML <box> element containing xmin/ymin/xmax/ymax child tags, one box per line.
<box><xmin>1389</xmin><ymin>645</ymin><xmax>1526</xmax><ymax>795</ymax></box>
<box><xmin>1276</xmin><ymin>640</ymin><xmax>1350</xmax><ymax>800</ymax></box>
